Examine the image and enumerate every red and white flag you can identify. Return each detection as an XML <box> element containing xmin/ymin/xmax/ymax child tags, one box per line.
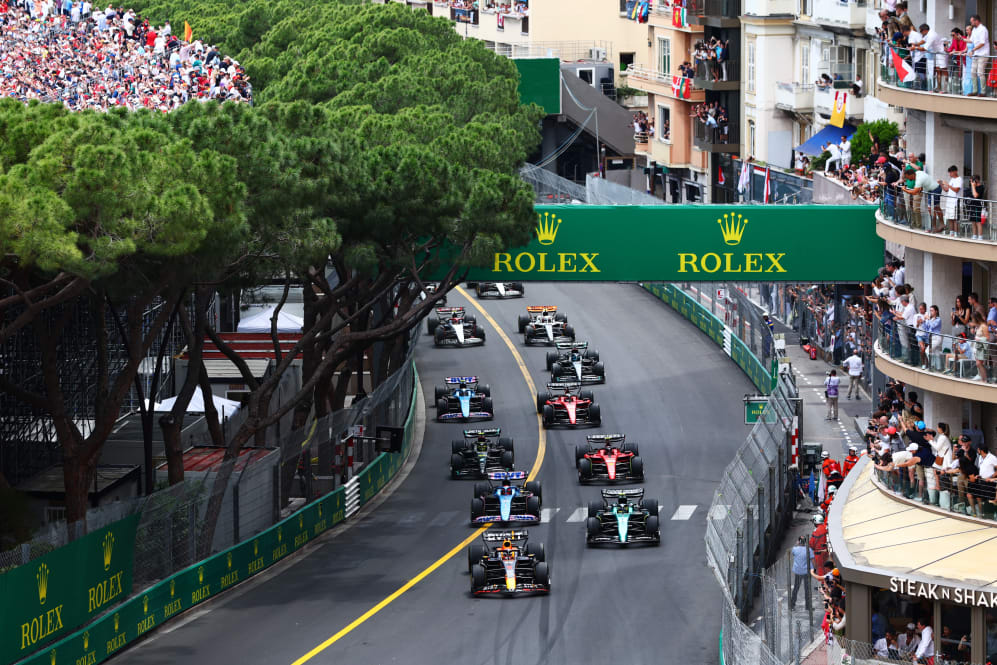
<box><xmin>763</xmin><ymin>166</ymin><xmax>772</xmax><ymax>203</ymax></box>
<box><xmin>670</xmin><ymin>75</ymin><xmax>691</xmax><ymax>99</ymax></box>
<box><xmin>718</xmin><ymin>168</ymin><xmax>726</xmax><ymax>186</ymax></box>
<box><xmin>890</xmin><ymin>47</ymin><xmax>916</xmax><ymax>83</ymax></box>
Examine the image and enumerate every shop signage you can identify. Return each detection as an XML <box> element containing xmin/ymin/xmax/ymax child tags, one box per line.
<box><xmin>890</xmin><ymin>576</ymin><xmax>997</xmax><ymax>607</ymax></box>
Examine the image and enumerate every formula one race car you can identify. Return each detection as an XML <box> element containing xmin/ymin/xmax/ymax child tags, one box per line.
<box><xmin>450</xmin><ymin>428</ymin><xmax>515</xmax><ymax>479</ymax></box>
<box><xmin>586</xmin><ymin>488</ymin><xmax>660</xmax><ymax>546</ymax></box>
<box><xmin>427</xmin><ymin>307</ymin><xmax>485</xmax><ymax>347</ymax></box>
<box><xmin>536</xmin><ymin>382</ymin><xmax>601</xmax><ymax>428</ymax></box>
<box><xmin>468</xmin><ymin>281</ymin><xmax>525</xmax><ymax>299</ymax></box>
<box><xmin>420</xmin><ymin>282</ymin><xmax>446</xmax><ymax>305</ymax></box>
<box><xmin>467</xmin><ymin>530</ymin><xmax>550</xmax><ymax>596</ymax></box>
<box><xmin>575</xmin><ymin>434</ymin><xmax>644</xmax><ymax>483</ymax></box>
<box><xmin>546</xmin><ymin>341</ymin><xmax>606</xmax><ymax>384</ymax></box>
<box><xmin>518</xmin><ymin>306</ymin><xmax>575</xmax><ymax>346</ymax></box>
<box><xmin>469</xmin><ymin>471</ymin><xmax>542</xmax><ymax>525</ymax></box>
<box><xmin>434</xmin><ymin>376</ymin><xmax>494</xmax><ymax>422</ymax></box>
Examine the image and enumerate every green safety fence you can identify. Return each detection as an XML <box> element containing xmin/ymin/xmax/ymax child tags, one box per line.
<box><xmin>642</xmin><ymin>283</ymin><xmax>776</xmax><ymax>394</ymax></box>
<box><xmin>8</xmin><ymin>364</ymin><xmax>419</xmax><ymax>665</ymax></box>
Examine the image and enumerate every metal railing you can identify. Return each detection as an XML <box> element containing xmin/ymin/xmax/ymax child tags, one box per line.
<box><xmin>688</xmin><ymin>0</ymin><xmax>741</xmax><ymax>17</ymax></box>
<box><xmin>878</xmin><ymin>40</ymin><xmax>997</xmax><ymax>98</ymax></box>
<box><xmin>877</xmin><ymin>320</ymin><xmax>997</xmax><ymax>384</ymax></box>
<box><xmin>694</xmin><ymin>56</ymin><xmax>738</xmax><ymax>83</ymax></box>
<box><xmin>877</xmin><ymin>185</ymin><xmax>996</xmax><ymax>242</ymax></box>
<box><xmin>828</xmin><ymin>635</ymin><xmax>985</xmax><ymax>665</ymax></box>
<box><xmin>694</xmin><ymin>119</ymin><xmax>739</xmax><ymax>146</ymax></box>
<box><xmin>484</xmin><ymin>40</ymin><xmax>612</xmax><ymax>61</ymax></box>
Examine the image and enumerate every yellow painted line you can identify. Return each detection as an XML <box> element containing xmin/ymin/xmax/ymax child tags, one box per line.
<box><xmin>290</xmin><ymin>287</ymin><xmax>546</xmax><ymax>664</ymax></box>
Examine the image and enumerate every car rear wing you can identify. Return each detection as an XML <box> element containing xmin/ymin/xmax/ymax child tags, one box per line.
<box><xmin>526</xmin><ymin>305</ymin><xmax>557</xmax><ymax>313</ymax></box>
<box><xmin>554</xmin><ymin>341</ymin><xmax>588</xmax><ymax>351</ymax></box>
<box><xmin>464</xmin><ymin>428</ymin><xmax>501</xmax><ymax>438</ymax></box>
<box><xmin>482</xmin><ymin>530</ymin><xmax>529</xmax><ymax>542</ymax></box>
<box><xmin>435</xmin><ymin>306</ymin><xmax>465</xmax><ymax>317</ymax></box>
<box><xmin>488</xmin><ymin>471</ymin><xmax>527</xmax><ymax>481</ymax></box>
<box><xmin>547</xmin><ymin>382</ymin><xmax>581</xmax><ymax>391</ymax></box>
<box><xmin>601</xmin><ymin>488</ymin><xmax>644</xmax><ymax>501</ymax></box>
<box><xmin>445</xmin><ymin>376</ymin><xmax>479</xmax><ymax>385</ymax></box>
<box><xmin>587</xmin><ymin>434</ymin><xmax>625</xmax><ymax>445</ymax></box>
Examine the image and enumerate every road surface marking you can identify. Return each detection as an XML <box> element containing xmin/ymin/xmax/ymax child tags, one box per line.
<box><xmin>290</xmin><ymin>286</ymin><xmax>546</xmax><ymax>665</ymax></box>
<box><xmin>670</xmin><ymin>505</ymin><xmax>697</xmax><ymax>520</ymax></box>
<box><xmin>565</xmin><ymin>507</ymin><xmax>588</xmax><ymax>522</ymax></box>
<box><xmin>540</xmin><ymin>508</ymin><xmax>560</xmax><ymax>523</ymax></box>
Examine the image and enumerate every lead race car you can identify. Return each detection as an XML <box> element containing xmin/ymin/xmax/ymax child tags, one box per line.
<box><xmin>469</xmin><ymin>471</ymin><xmax>542</xmax><ymax>525</ymax></box>
<box><xmin>467</xmin><ymin>530</ymin><xmax>550</xmax><ymax>596</ymax></box>
<box><xmin>518</xmin><ymin>306</ymin><xmax>575</xmax><ymax>346</ymax></box>
<box><xmin>468</xmin><ymin>281</ymin><xmax>525</xmax><ymax>299</ymax></box>
<box><xmin>536</xmin><ymin>382</ymin><xmax>601</xmax><ymax>428</ymax></box>
<box><xmin>546</xmin><ymin>341</ymin><xmax>606</xmax><ymax>384</ymax></box>
<box><xmin>427</xmin><ymin>307</ymin><xmax>485</xmax><ymax>347</ymax></box>
<box><xmin>586</xmin><ymin>488</ymin><xmax>660</xmax><ymax>546</ymax></box>
<box><xmin>450</xmin><ymin>428</ymin><xmax>515</xmax><ymax>479</ymax></box>
<box><xmin>576</xmin><ymin>434</ymin><xmax>644</xmax><ymax>483</ymax></box>
<box><xmin>434</xmin><ymin>376</ymin><xmax>494</xmax><ymax>422</ymax></box>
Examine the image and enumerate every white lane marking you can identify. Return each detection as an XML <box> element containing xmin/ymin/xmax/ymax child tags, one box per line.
<box><xmin>540</xmin><ymin>508</ymin><xmax>560</xmax><ymax>523</ymax></box>
<box><xmin>708</xmin><ymin>505</ymin><xmax>729</xmax><ymax>521</ymax></box>
<box><xmin>428</xmin><ymin>511</ymin><xmax>459</xmax><ymax>527</ymax></box>
<box><xmin>670</xmin><ymin>505</ymin><xmax>697</xmax><ymax>521</ymax></box>
<box><xmin>565</xmin><ymin>507</ymin><xmax>588</xmax><ymax>522</ymax></box>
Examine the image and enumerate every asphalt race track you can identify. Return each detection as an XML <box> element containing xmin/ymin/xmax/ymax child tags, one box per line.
<box><xmin>112</xmin><ymin>283</ymin><xmax>753</xmax><ymax>665</ymax></box>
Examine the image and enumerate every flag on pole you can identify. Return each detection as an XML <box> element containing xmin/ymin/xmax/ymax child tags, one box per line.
<box><xmin>829</xmin><ymin>90</ymin><xmax>847</xmax><ymax>128</ymax></box>
<box><xmin>184</xmin><ymin>21</ymin><xmax>193</xmax><ymax>42</ymax></box>
<box><xmin>737</xmin><ymin>161</ymin><xmax>750</xmax><ymax>193</ymax></box>
<box><xmin>890</xmin><ymin>47</ymin><xmax>915</xmax><ymax>83</ymax></box>
<box><xmin>763</xmin><ymin>167</ymin><xmax>772</xmax><ymax>203</ymax></box>
<box><xmin>718</xmin><ymin>168</ymin><xmax>726</xmax><ymax>186</ymax></box>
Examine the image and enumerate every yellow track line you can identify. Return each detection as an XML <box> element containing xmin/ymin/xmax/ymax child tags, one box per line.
<box><xmin>290</xmin><ymin>287</ymin><xmax>546</xmax><ymax>664</ymax></box>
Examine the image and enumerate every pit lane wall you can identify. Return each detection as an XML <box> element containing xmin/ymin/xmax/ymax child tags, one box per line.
<box><xmin>641</xmin><ymin>282</ymin><xmax>776</xmax><ymax>394</ymax></box>
<box><xmin>5</xmin><ymin>365</ymin><xmax>420</xmax><ymax>665</ymax></box>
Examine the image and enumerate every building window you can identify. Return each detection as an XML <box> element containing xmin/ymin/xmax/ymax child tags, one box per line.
<box><xmin>801</xmin><ymin>42</ymin><xmax>810</xmax><ymax>84</ymax></box>
<box><xmin>658</xmin><ymin>105</ymin><xmax>671</xmax><ymax>141</ymax></box>
<box><xmin>748</xmin><ymin>120</ymin><xmax>756</xmax><ymax>157</ymax></box>
<box><xmin>747</xmin><ymin>42</ymin><xmax>756</xmax><ymax>93</ymax></box>
<box><xmin>620</xmin><ymin>52</ymin><xmax>635</xmax><ymax>72</ymax></box>
<box><xmin>658</xmin><ymin>37</ymin><xmax>671</xmax><ymax>75</ymax></box>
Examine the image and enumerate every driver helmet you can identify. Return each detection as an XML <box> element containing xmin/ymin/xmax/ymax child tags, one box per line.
<box><xmin>617</xmin><ymin>493</ymin><xmax>628</xmax><ymax>506</ymax></box>
<box><xmin>475</xmin><ymin>439</ymin><xmax>488</xmax><ymax>452</ymax></box>
<box><xmin>501</xmin><ymin>477</ymin><xmax>511</xmax><ymax>487</ymax></box>
<box><xmin>502</xmin><ymin>539</ymin><xmax>512</xmax><ymax>549</ymax></box>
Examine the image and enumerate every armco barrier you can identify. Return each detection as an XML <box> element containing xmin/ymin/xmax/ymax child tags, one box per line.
<box><xmin>10</xmin><ymin>365</ymin><xmax>419</xmax><ymax>665</ymax></box>
<box><xmin>643</xmin><ymin>282</ymin><xmax>775</xmax><ymax>393</ymax></box>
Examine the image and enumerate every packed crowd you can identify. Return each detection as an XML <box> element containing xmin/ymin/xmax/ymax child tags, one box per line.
<box><xmin>692</xmin><ymin>100</ymin><xmax>729</xmax><ymax>140</ymax></box>
<box><xmin>692</xmin><ymin>37</ymin><xmax>730</xmax><ymax>82</ymax></box>
<box><xmin>450</xmin><ymin>0</ymin><xmax>528</xmax><ymax>16</ymax></box>
<box><xmin>632</xmin><ymin>109</ymin><xmax>654</xmax><ymax>141</ymax></box>
<box><xmin>0</xmin><ymin>0</ymin><xmax>252</xmax><ymax>111</ymax></box>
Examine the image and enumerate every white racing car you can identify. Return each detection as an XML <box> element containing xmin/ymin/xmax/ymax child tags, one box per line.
<box><xmin>518</xmin><ymin>306</ymin><xmax>575</xmax><ymax>346</ymax></box>
<box><xmin>468</xmin><ymin>281</ymin><xmax>525</xmax><ymax>299</ymax></box>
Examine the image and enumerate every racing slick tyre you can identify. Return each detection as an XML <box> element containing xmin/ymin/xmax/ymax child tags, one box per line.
<box><xmin>434</xmin><ymin>328</ymin><xmax>445</xmax><ymax>346</ymax></box>
<box><xmin>498</xmin><ymin>437</ymin><xmax>514</xmax><ymax>451</ymax></box>
<box><xmin>574</xmin><ymin>445</ymin><xmax>588</xmax><ymax>461</ymax></box>
<box><xmin>450</xmin><ymin>454</ymin><xmax>464</xmax><ymax>479</ymax></box>
<box><xmin>621</xmin><ymin>441</ymin><xmax>639</xmax><ymax>455</ymax></box>
<box><xmin>641</xmin><ymin>498</ymin><xmax>659</xmax><ymax>517</ymax></box>
<box><xmin>525</xmin><ymin>542</ymin><xmax>545</xmax><ymax>562</ymax></box>
<box><xmin>480</xmin><ymin>384</ymin><xmax>491</xmax><ymax>397</ymax></box>
<box><xmin>466</xmin><ymin>282</ymin><xmax>479</xmax><ymax>289</ymax></box>
<box><xmin>551</xmin><ymin>365</ymin><xmax>564</xmax><ymax>379</ymax></box>
<box><xmin>518</xmin><ymin>315</ymin><xmax>530</xmax><ymax>333</ymax></box>
<box><xmin>482</xmin><ymin>397</ymin><xmax>494</xmax><ymax>415</ymax></box>
<box><xmin>470</xmin><ymin>498</ymin><xmax>485</xmax><ymax>521</ymax></box>
<box><xmin>475</xmin><ymin>285</ymin><xmax>483</xmax><ymax>298</ymax></box>
<box><xmin>452</xmin><ymin>440</ymin><xmax>467</xmax><ymax>455</ymax></box>
<box><xmin>536</xmin><ymin>392</ymin><xmax>551</xmax><ymax>413</ymax></box>
<box><xmin>525</xmin><ymin>481</ymin><xmax>542</xmax><ymax>502</ymax></box>
<box><xmin>512</xmin><ymin>282</ymin><xmax>525</xmax><ymax>295</ymax></box>
<box><xmin>534</xmin><ymin>562</ymin><xmax>550</xmax><ymax>588</ymax></box>
<box><xmin>563</xmin><ymin>325</ymin><xmax>576</xmax><ymax>340</ymax></box>
<box><xmin>579</xmin><ymin>390</ymin><xmax>594</xmax><ymax>402</ymax></box>
<box><xmin>585</xmin><ymin>517</ymin><xmax>600</xmax><ymax>542</ymax></box>
<box><xmin>630</xmin><ymin>456</ymin><xmax>644</xmax><ymax>481</ymax></box>
<box><xmin>473</xmin><ymin>483</ymin><xmax>490</xmax><ymax>498</ymax></box>
<box><xmin>583</xmin><ymin>349</ymin><xmax>600</xmax><ymax>361</ymax></box>
<box><xmin>588</xmin><ymin>403</ymin><xmax>601</xmax><ymax>426</ymax></box>
<box><xmin>435</xmin><ymin>385</ymin><xmax>447</xmax><ymax>401</ymax></box>
<box><xmin>526</xmin><ymin>496</ymin><xmax>541</xmax><ymax>518</ymax></box>
<box><xmin>473</xmin><ymin>325</ymin><xmax>486</xmax><ymax>341</ymax></box>
<box><xmin>501</xmin><ymin>450</ymin><xmax>515</xmax><ymax>470</ymax></box>
<box><xmin>436</xmin><ymin>398</ymin><xmax>448</xmax><ymax>419</ymax></box>
<box><xmin>546</xmin><ymin>352</ymin><xmax>558</xmax><ymax>371</ymax></box>
<box><xmin>593</xmin><ymin>362</ymin><xmax>605</xmax><ymax>378</ymax></box>
<box><xmin>588</xmin><ymin>501</ymin><xmax>603</xmax><ymax>518</ymax></box>
<box><xmin>555</xmin><ymin>313</ymin><xmax>567</xmax><ymax>323</ymax></box>
<box><xmin>468</xmin><ymin>544</ymin><xmax>487</xmax><ymax>573</ymax></box>
<box><xmin>646</xmin><ymin>516</ymin><xmax>661</xmax><ymax>544</ymax></box>
<box><xmin>577</xmin><ymin>458</ymin><xmax>592</xmax><ymax>481</ymax></box>
<box><xmin>470</xmin><ymin>564</ymin><xmax>486</xmax><ymax>591</ymax></box>
<box><xmin>427</xmin><ymin>318</ymin><xmax>440</xmax><ymax>335</ymax></box>
<box><xmin>542</xmin><ymin>405</ymin><xmax>554</xmax><ymax>428</ymax></box>
<box><xmin>464</xmin><ymin>315</ymin><xmax>477</xmax><ymax>325</ymax></box>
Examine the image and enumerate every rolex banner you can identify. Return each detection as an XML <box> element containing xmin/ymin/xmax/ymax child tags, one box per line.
<box><xmin>0</xmin><ymin>515</ymin><xmax>139</xmax><ymax>664</ymax></box>
<box><xmin>427</xmin><ymin>205</ymin><xmax>883</xmax><ymax>282</ymax></box>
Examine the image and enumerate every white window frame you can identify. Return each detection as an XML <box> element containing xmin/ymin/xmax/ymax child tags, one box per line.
<box><xmin>747</xmin><ymin>42</ymin><xmax>756</xmax><ymax>93</ymax></box>
<box><xmin>658</xmin><ymin>37</ymin><xmax>671</xmax><ymax>75</ymax></box>
<box><xmin>658</xmin><ymin>104</ymin><xmax>671</xmax><ymax>143</ymax></box>
<box><xmin>801</xmin><ymin>42</ymin><xmax>810</xmax><ymax>84</ymax></box>
<box><xmin>748</xmin><ymin>120</ymin><xmax>756</xmax><ymax>157</ymax></box>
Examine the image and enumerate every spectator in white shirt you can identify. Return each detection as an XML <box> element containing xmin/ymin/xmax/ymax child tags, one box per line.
<box><xmin>938</xmin><ymin>165</ymin><xmax>963</xmax><ymax>235</ymax></box>
<box><xmin>898</xmin><ymin>622</ymin><xmax>920</xmax><ymax>657</ymax></box>
<box><xmin>894</xmin><ymin>295</ymin><xmax>917</xmax><ymax>356</ymax></box>
<box><xmin>969</xmin><ymin>15</ymin><xmax>991</xmax><ymax>95</ymax></box>
<box><xmin>839</xmin><ymin>136</ymin><xmax>851</xmax><ymax>167</ymax></box>
<box><xmin>824</xmin><ymin>142</ymin><xmax>842</xmax><ymax>174</ymax></box>
<box><xmin>914</xmin><ymin>619</ymin><xmax>934</xmax><ymax>662</ymax></box>
<box><xmin>842</xmin><ymin>350</ymin><xmax>863</xmax><ymax>399</ymax></box>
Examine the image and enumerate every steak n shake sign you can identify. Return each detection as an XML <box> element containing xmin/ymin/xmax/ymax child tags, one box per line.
<box><xmin>891</xmin><ymin>576</ymin><xmax>997</xmax><ymax>608</ymax></box>
<box><xmin>428</xmin><ymin>205</ymin><xmax>883</xmax><ymax>282</ymax></box>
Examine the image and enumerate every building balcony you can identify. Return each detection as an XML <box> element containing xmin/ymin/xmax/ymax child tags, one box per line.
<box><xmin>876</xmin><ymin>45</ymin><xmax>997</xmax><ymax>119</ymax></box>
<box><xmin>864</xmin><ymin>4</ymin><xmax>881</xmax><ymax>35</ymax></box>
<box><xmin>813</xmin><ymin>84</ymin><xmax>864</xmax><ymax>120</ymax></box>
<box><xmin>874</xmin><ymin>327</ymin><xmax>997</xmax><ymax>404</ymax></box>
<box><xmin>774</xmin><ymin>82</ymin><xmax>814</xmax><ymax>112</ymax></box>
<box><xmin>811</xmin><ymin>0</ymin><xmax>867</xmax><ymax>29</ymax></box>
<box><xmin>649</xmin><ymin>0</ymin><xmax>704</xmax><ymax>31</ymax></box>
<box><xmin>627</xmin><ymin>66</ymin><xmax>705</xmax><ymax>102</ymax></box>
<box><xmin>693</xmin><ymin>122</ymin><xmax>739</xmax><ymax>152</ymax></box>
<box><xmin>687</xmin><ymin>0</ymin><xmax>740</xmax><ymax>27</ymax></box>
<box><xmin>693</xmin><ymin>58</ymin><xmax>740</xmax><ymax>91</ymax></box>
<box><xmin>743</xmin><ymin>0</ymin><xmax>796</xmax><ymax>17</ymax></box>
<box><xmin>875</xmin><ymin>199</ymin><xmax>997</xmax><ymax>263</ymax></box>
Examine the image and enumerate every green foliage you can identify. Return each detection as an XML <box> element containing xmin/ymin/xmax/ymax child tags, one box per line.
<box><xmin>849</xmin><ymin>119</ymin><xmax>899</xmax><ymax>166</ymax></box>
<box><xmin>811</xmin><ymin>150</ymin><xmax>830</xmax><ymax>172</ymax></box>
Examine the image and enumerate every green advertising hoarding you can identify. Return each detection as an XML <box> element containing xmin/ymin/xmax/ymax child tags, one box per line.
<box><xmin>513</xmin><ymin>58</ymin><xmax>560</xmax><ymax>115</ymax></box>
<box><xmin>0</xmin><ymin>515</ymin><xmax>139</xmax><ymax>663</ymax></box>
<box><xmin>429</xmin><ymin>205</ymin><xmax>883</xmax><ymax>282</ymax></box>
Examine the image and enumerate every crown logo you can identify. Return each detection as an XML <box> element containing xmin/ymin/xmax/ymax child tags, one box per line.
<box><xmin>318</xmin><ymin>503</ymin><xmax>323</xmax><ymax>518</ymax></box>
<box><xmin>113</xmin><ymin>613</ymin><xmax>119</xmax><ymax>632</ymax></box>
<box><xmin>83</xmin><ymin>632</ymin><xmax>89</xmax><ymax>650</ymax></box>
<box><xmin>535</xmin><ymin>212</ymin><xmax>562</xmax><ymax>246</ymax></box>
<box><xmin>170</xmin><ymin>579</ymin><xmax>175</xmax><ymax>597</ymax></box>
<box><xmin>298</xmin><ymin>514</ymin><xmax>304</xmax><ymax>530</ymax></box>
<box><xmin>143</xmin><ymin>595</ymin><xmax>149</xmax><ymax>614</ymax></box>
<box><xmin>277</xmin><ymin>527</ymin><xmax>282</xmax><ymax>543</ymax></box>
<box><xmin>37</xmin><ymin>563</ymin><xmax>49</xmax><ymax>605</ymax></box>
<box><xmin>102</xmin><ymin>533</ymin><xmax>115</xmax><ymax>571</ymax></box>
<box><xmin>253</xmin><ymin>540</ymin><xmax>259</xmax><ymax>557</ymax></box>
<box><xmin>50</xmin><ymin>650</ymin><xmax>56</xmax><ymax>665</ymax></box>
<box><xmin>198</xmin><ymin>566</ymin><xmax>204</xmax><ymax>584</ymax></box>
<box><xmin>717</xmin><ymin>212</ymin><xmax>748</xmax><ymax>246</ymax></box>
<box><xmin>226</xmin><ymin>552</ymin><xmax>232</xmax><ymax>569</ymax></box>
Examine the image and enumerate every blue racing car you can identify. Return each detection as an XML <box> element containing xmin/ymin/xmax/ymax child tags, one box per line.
<box><xmin>470</xmin><ymin>471</ymin><xmax>542</xmax><ymax>525</ymax></box>
<box><xmin>435</xmin><ymin>376</ymin><xmax>494</xmax><ymax>422</ymax></box>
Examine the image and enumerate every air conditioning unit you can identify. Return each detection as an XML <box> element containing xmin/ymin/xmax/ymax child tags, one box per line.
<box><xmin>589</xmin><ymin>47</ymin><xmax>607</xmax><ymax>61</ymax></box>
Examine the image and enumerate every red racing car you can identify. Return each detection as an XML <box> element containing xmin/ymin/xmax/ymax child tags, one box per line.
<box><xmin>575</xmin><ymin>434</ymin><xmax>644</xmax><ymax>483</ymax></box>
<box><xmin>536</xmin><ymin>382</ymin><xmax>601</xmax><ymax>428</ymax></box>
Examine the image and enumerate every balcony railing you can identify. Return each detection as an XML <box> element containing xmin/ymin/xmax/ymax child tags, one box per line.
<box><xmin>878</xmin><ymin>321</ymin><xmax>997</xmax><ymax>383</ymax></box>
<box><xmin>878</xmin><ymin>40</ymin><xmax>997</xmax><ymax>98</ymax></box>
<box><xmin>626</xmin><ymin>65</ymin><xmax>699</xmax><ymax>99</ymax></box>
<box><xmin>873</xmin><ymin>464</ymin><xmax>997</xmax><ymax>520</ymax></box>
<box><xmin>687</xmin><ymin>0</ymin><xmax>741</xmax><ymax>22</ymax></box>
<box><xmin>693</xmin><ymin>121</ymin><xmax>739</xmax><ymax>150</ymax></box>
<box><xmin>693</xmin><ymin>57</ymin><xmax>738</xmax><ymax>85</ymax></box>
<box><xmin>774</xmin><ymin>82</ymin><xmax>814</xmax><ymax>110</ymax></box>
<box><xmin>812</xmin><ymin>0</ymin><xmax>866</xmax><ymax>27</ymax></box>
<box><xmin>451</xmin><ymin>6</ymin><xmax>479</xmax><ymax>23</ymax></box>
<box><xmin>877</xmin><ymin>186</ymin><xmax>996</xmax><ymax>242</ymax></box>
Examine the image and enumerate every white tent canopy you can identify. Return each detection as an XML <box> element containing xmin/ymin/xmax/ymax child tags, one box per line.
<box><xmin>157</xmin><ymin>387</ymin><xmax>241</xmax><ymax>422</ymax></box>
<box><xmin>237</xmin><ymin>306</ymin><xmax>304</xmax><ymax>333</ymax></box>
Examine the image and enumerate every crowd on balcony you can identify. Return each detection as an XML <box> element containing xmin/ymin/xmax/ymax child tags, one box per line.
<box><xmin>691</xmin><ymin>100</ymin><xmax>729</xmax><ymax>141</ymax></box>
<box><xmin>692</xmin><ymin>37</ymin><xmax>730</xmax><ymax>82</ymax></box>
<box><xmin>632</xmin><ymin>110</ymin><xmax>654</xmax><ymax>142</ymax></box>
<box><xmin>0</xmin><ymin>0</ymin><xmax>252</xmax><ymax>110</ymax></box>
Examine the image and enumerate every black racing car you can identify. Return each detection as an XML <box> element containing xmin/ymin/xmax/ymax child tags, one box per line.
<box><xmin>546</xmin><ymin>341</ymin><xmax>605</xmax><ymax>384</ymax></box>
<box><xmin>468</xmin><ymin>281</ymin><xmax>525</xmax><ymax>299</ymax></box>
<box><xmin>586</xmin><ymin>488</ymin><xmax>660</xmax><ymax>546</ymax></box>
<box><xmin>427</xmin><ymin>307</ymin><xmax>485</xmax><ymax>347</ymax></box>
<box><xmin>450</xmin><ymin>428</ymin><xmax>514</xmax><ymax>479</ymax></box>
<box><xmin>467</xmin><ymin>530</ymin><xmax>550</xmax><ymax>596</ymax></box>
